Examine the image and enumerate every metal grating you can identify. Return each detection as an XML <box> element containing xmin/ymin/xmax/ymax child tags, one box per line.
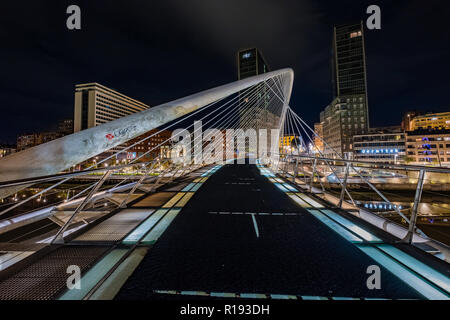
<box><xmin>164</xmin><ymin>182</ymin><xmax>189</xmax><ymax>192</ymax></box>
<box><xmin>0</xmin><ymin>246</ymin><xmax>109</xmax><ymax>300</ymax></box>
<box><xmin>75</xmin><ymin>209</ymin><xmax>154</xmax><ymax>242</ymax></box>
<box><xmin>132</xmin><ymin>192</ymin><xmax>175</xmax><ymax>208</ymax></box>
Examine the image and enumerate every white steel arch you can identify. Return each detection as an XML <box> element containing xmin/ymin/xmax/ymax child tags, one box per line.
<box><xmin>0</xmin><ymin>68</ymin><xmax>294</xmax><ymax>198</ymax></box>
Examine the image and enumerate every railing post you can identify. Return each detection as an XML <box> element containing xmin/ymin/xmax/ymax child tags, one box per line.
<box><xmin>118</xmin><ymin>165</ymin><xmax>152</xmax><ymax>209</ymax></box>
<box><xmin>299</xmin><ymin>158</ymin><xmax>304</xmax><ymax>184</ymax></box>
<box><xmin>338</xmin><ymin>162</ymin><xmax>350</xmax><ymax>208</ymax></box>
<box><xmin>51</xmin><ymin>170</ymin><xmax>112</xmax><ymax>244</ymax></box>
<box><xmin>401</xmin><ymin>169</ymin><xmax>426</xmax><ymax>244</ymax></box>
<box><xmin>293</xmin><ymin>158</ymin><xmax>298</xmax><ymax>183</ymax></box>
<box><xmin>148</xmin><ymin>160</ymin><xmax>172</xmax><ymax>192</ymax></box>
<box><xmin>310</xmin><ymin>158</ymin><xmax>317</xmax><ymax>192</ymax></box>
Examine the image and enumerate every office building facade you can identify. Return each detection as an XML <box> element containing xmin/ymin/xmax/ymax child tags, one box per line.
<box><xmin>16</xmin><ymin>132</ymin><xmax>62</xmax><ymax>151</ymax></box>
<box><xmin>236</xmin><ymin>48</ymin><xmax>278</xmax><ymax>132</ymax></box>
<box><xmin>237</xmin><ymin>48</ymin><xmax>270</xmax><ymax>80</ymax></box>
<box><xmin>353</xmin><ymin>126</ymin><xmax>405</xmax><ymax>164</ymax></box>
<box><xmin>405</xmin><ymin>129</ymin><xmax>450</xmax><ymax>166</ymax></box>
<box><xmin>74</xmin><ymin>83</ymin><xmax>150</xmax><ymax>132</ymax></box>
<box><xmin>313</xmin><ymin>123</ymin><xmax>324</xmax><ymax>153</ymax></box>
<box><xmin>409</xmin><ymin>111</ymin><xmax>450</xmax><ymax>131</ymax></box>
<box><xmin>16</xmin><ymin>133</ymin><xmax>38</xmax><ymax>151</ymax></box>
<box><xmin>319</xmin><ymin>21</ymin><xmax>369</xmax><ymax>159</ymax></box>
<box><xmin>401</xmin><ymin>111</ymin><xmax>421</xmax><ymax>131</ymax></box>
<box><xmin>0</xmin><ymin>145</ymin><xmax>16</xmax><ymax>158</ymax></box>
<box><xmin>126</xmin><ymin>129</ymin><xmax>172</xmax><ymax>161</ymax></box>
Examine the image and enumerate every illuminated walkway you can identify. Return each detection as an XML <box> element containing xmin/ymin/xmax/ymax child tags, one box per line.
<box><xmin>115</xmin><ymin>163</ymin><xmax>449</xmax><ymax>300</ymax></box>
<box><xmin>0</xmin><ymin>163</ymin><xmax>448</xmax><ymax>300</ymax></box>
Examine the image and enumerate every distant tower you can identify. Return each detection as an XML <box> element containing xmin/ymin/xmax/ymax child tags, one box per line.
<box><xmin>237</xmin><ymin>48</ymin><xmax>270</xmax><ymax>80</ymax></box>
<box><xmin>73</xmin><ymin>83</ymin><xmax>150</xmax><ymax>132</ymax></box>
<box><xmin>332</xmin><ymin>21</ymin><xmax>369</xmax><ymax>130</ymax></box>
<box><xmin>321</xmin><ymin>21</ymin><xmax>370</xmax><ymax>159</ymax></box>
<box><xmin>236</xmin><ymin>48</ymin><xmax>275</xmax><ymax>132</ymax></box>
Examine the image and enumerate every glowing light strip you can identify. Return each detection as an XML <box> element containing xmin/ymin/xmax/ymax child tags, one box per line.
<box><xmin>357</xmin><ymin>246</ymin><xmax>449</xmax><ymax>300</ymax></box>
<box><xmin>190</xmin><ymin>183</ymin><xmax>202</xmax><ymax>192</ymax></box>
<box><xmin>296</xmin><ymin>193</ymin><xmax>324</xmax><ymax>208</ymax></box>
<box><xmin>162</xmin><ymin>192</ymin><xmax>185</xmax><ymax>208</ymax></box>
<box><xmin>182</xmin><ymin>183</ymin><xmax>196</xmax><ymax>192</ymax></box>
<box><xmin>288</xmin><ymin>194</ymin><xmax>311</xmax><ymax>208</ymax></box>
<box><xmin>307</xmin><ymin>209</ymin><xmax>363</xmax><ymax>243</ymax></box>
<box><xmin>141</xmin><ymin>209</ymin><xmax>181</xmax><ymax>245</ymax></box>
<box><xmin>274</xmin><ymin>183</ymin><xmax>289</xmax><ymax>192</ymax></box>
<box><xmin>376</xmin><ymin>244</ymin><xmax>450</xmax><ymax>294</ymax></box>
<box><xmin>122</xmin><ymin>209</ymin><xmax>169</xmax><ymax>244</ymax></box>
<box><xmin>320</xmin><ymin>209</ymin><xmax>382</xmax><ymax>243</ymax></box>
<box><xmin>59</xmin><ymin>249</ymin><xmax>128</xmax><ymax>300</ymax></box>
<box><xmin>176</xmin><ymin>192</ymin><xmax>194</xmax><ymax>207</ymax></box>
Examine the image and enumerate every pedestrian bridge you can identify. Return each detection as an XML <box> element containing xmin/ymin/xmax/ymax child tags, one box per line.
<box><xmin>0</xmin><ymin>69</ymin><xmax>448</xmax><ymax>300</ymax></box>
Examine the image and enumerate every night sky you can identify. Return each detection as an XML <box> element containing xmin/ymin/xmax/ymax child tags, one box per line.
<box><xmin>0</xmin><ymin>0</ymin><xmax>449</xmax><ymax>144</ymax></box>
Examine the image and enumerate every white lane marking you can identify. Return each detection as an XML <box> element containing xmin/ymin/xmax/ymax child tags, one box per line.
<box><xmin>251</xmin><ymin>213</ymin><xmax>260</xmax><ymax>238</ymax></box>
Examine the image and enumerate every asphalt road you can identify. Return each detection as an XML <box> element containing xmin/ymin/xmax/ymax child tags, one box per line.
<box><xmin>116</xmin><ymin>163</ymin><xmax>423</xmax><ymax>299</ymax></box>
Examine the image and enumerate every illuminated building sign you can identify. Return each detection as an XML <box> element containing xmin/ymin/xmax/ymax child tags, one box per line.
<box><xmin>363</xmin><ymin>203</ymin><xmax>403</xmax><ymax>210</ymax></box>
<box><xmin>127</xmin><ymin>152</ymin><xmax>137</xmax><ymax>159</ymax></box>
<box><xmin>361</xmin><ymin>149</ymin><xmax>399</xmax><ymax>154</ymax></box>
<box><xmin>242</xmin><ymin>52</ymin><xmax>251</xmax><ymax>59</ymax></box>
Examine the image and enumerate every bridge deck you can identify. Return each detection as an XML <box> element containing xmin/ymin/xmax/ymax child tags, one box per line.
<box><xmin>115</xmin><ymin>163</ymin><xmax>429</xmax><ymax>300</ymax></box>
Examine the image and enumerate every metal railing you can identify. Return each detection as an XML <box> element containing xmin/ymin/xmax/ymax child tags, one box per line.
<box><xmin>276</xmin><ymin>154</ymin><xmax>450</xmax><ymax>246</ymax></box>
<box><xmin>0</xmin><ymin>154</ymin><xmax>203</xmax><ymax>243</ymax></box>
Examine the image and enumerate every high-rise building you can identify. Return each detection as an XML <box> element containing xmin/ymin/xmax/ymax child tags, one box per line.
<box><xmin>73</xmin><ymin>83</ymin><xmax>150</xmax><ymax>132</ymax></box>
<box><xmin>319</xmin><ymin>21</ymin><xmax>369</xmax><ymax>159</ymax></box>
<box><xmin>236</xmin><ymin>48</ymin><xmax>278</xmax><ymax>137</ymax></box>
<box><xmin>332</xmin><ymin>22</ymin><xmax>369</xmax><ymax>108</ymax></box>
<box><xmin>237</xmin><ymin>48</ymin><xmax>270</xmax><ymax>80</ymax></box>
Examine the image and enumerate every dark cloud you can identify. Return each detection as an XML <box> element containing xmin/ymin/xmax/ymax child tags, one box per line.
<box><xmin>0</xmin><ymin>0</ymin><xmax>449</xmax><ymax>143</ymax></box>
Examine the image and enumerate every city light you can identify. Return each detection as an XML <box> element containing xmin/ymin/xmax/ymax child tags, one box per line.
<box><xmin>361</xmin><ymin>149</ymin><xmax>399</xmax><ymax>154</ymax></box>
